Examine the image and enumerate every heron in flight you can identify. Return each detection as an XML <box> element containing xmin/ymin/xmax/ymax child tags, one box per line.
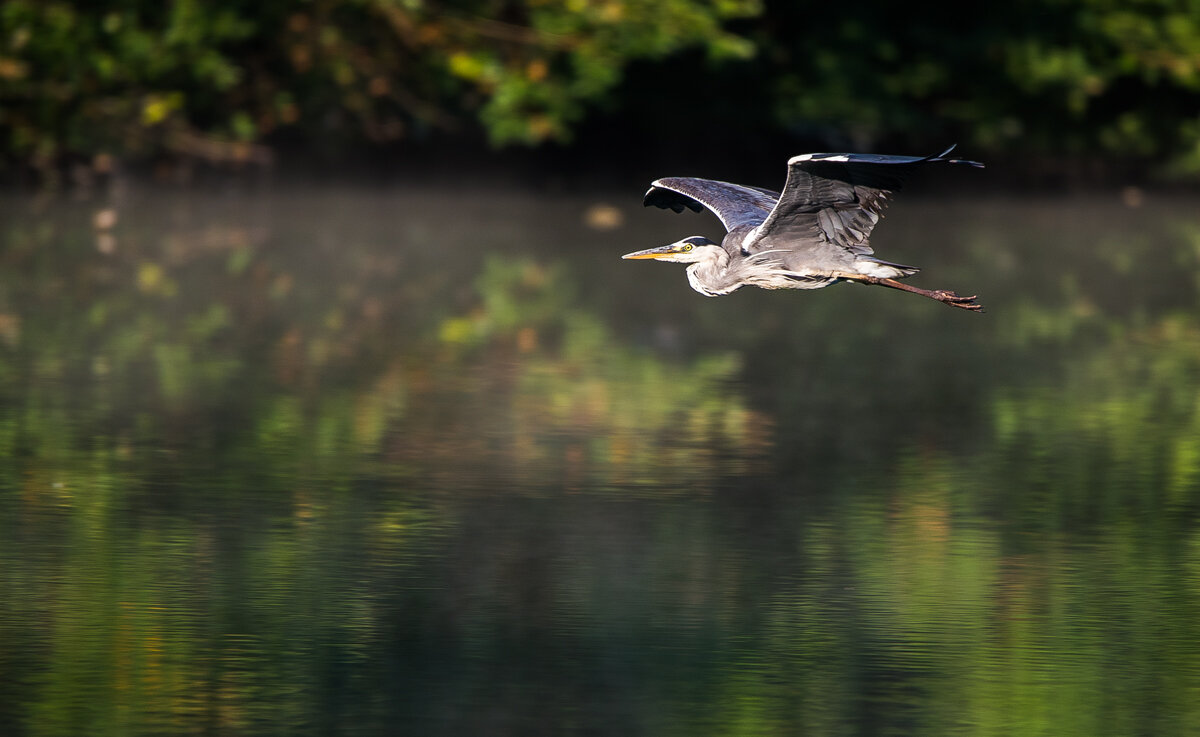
<box><xmin>623</xmin><ymin>146</ymin><xmax>984</xmax><ymax>311</ymax></box>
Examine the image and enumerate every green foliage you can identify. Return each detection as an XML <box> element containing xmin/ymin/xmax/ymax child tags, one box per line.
<box><xmin>445</xmin><ymin>0</ymin><xmax>759</xmax><ymax>144</ymax></box>
<box><xmin>0</xmin><ymin>0</ymin><xmax>758</xmax><ymax>169</ymax></box>
<box><xmin>3</xmin><ymin>0</ymin><xmax>1200</xmax><ymax>172</ymax></box>
<box><xmin>0</xmin><ymin>1</ymin><xmax>257</xmax><ymax>162</ymax></box>
<box><xmin>757</xmin><ymin>1</ymin><xmax>1200</xmax><ymax>171</ymax></box>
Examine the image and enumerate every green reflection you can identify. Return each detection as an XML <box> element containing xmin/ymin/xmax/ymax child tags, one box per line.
<box><xmin>0</xmin><ymin>193</ymin><xmax>1199</xmax><ymax>736</ymax></box>
<box><xmin>436</xmin><ymin>256</ymin><xmax>764</xmax><ymax>489</ymax></box>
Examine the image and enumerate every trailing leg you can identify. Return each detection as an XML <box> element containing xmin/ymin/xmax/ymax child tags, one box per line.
<box><xmin>843</xmin><ymin>275</ymin><xmax>983</xmax><ymax>311</ymax></box>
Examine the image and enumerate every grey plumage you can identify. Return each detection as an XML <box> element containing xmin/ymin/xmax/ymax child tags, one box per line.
<box><xmin>623</xmin><ymin>146</ymin><xmax>985</xmax><ymax>311</ymax></box>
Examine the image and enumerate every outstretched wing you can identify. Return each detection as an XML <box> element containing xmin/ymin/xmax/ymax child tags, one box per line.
<box><xmin>644</xmin><ymin>177</ymin><xmax>779</xmax><ymax>232</ymax></box>
<box><xmin>748</xmin><ymin>145</ymin><xmax>984</xmax><ymax>256</ymax></box>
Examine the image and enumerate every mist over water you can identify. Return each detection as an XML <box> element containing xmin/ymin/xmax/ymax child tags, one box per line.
<box><xmin>1</xmin><ymin>188</ymin><xmax>1198</xmax><ymax>736</ymax></box>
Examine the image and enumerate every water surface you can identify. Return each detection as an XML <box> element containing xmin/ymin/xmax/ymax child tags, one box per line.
<box><xmin>1</xmin><ymin>188</ymin><xmax>1199</xmax><ymax>736</ymax></box>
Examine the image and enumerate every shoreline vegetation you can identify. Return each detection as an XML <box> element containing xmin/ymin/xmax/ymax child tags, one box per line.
<box><xmin>4</xmin><ymin>1</ymin><xmax>1200</xmax><ymax>189</ymax></box>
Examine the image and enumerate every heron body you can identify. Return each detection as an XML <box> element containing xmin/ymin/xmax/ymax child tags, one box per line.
<box><xmin>623</xmin><ymin>146</ymin><xmax>984</xmax><ymax>311</ymax></box>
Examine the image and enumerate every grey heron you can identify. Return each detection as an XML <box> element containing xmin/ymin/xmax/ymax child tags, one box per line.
<box><xmin>623</xmin><ymin>146</ymin><xmax>984</xmax><ymax>311</ymax></box>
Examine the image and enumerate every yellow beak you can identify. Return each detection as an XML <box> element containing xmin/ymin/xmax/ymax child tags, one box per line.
<box><xmin>621</xmin><ymin>245</ymin><xmax>679</xmax><ymax>260</ymax></box>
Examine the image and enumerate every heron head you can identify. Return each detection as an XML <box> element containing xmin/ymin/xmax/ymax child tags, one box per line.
<box><xmin>622</xmin><ymin>236</ymin><xmax>720</xmax><ymax>264</ymax></box>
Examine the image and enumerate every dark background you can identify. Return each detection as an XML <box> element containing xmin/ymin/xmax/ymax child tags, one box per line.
<box><xmin>4</xmin><ymin>0</ymin><xmax>1200</xmax><ymax>190</ymax></box>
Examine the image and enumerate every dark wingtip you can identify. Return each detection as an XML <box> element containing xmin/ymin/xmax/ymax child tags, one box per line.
<box><xmin>932</xmin><ymin>144</ymin><xmax>985</xmax><ymax>169</ymax></box>
<box><xmin>643</xmin><ymin>185</ymin><xmax>704</xmax><ymax>213</ymax></box>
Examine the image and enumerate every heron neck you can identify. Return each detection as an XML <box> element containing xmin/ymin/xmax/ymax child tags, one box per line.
<box><xmin>685</xmin><ymin>250</ymin><xmax>736</xmax><ymax>296</ymax></box>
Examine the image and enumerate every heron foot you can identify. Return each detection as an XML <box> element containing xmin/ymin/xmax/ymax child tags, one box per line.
<box><xmin>930</xmin><ymin>290</ymin><xmax>983</xmax><ymax>311</ymax></box>
<box><xmin>855</xmin><ymin>276</ymin><xmax>985</xmax><ymax>312</ymax></box>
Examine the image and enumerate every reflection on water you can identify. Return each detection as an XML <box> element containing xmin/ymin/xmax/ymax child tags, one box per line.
<box><xmin>1</xmin><ymin>189</ymin><xmax>1199</xmax><ymax>735</ymax></box>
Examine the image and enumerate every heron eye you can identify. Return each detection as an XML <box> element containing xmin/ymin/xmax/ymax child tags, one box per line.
<box><xmin>683</xmin><ymin>244</ymin><xmax>694</xmax><ymax>252</ymax></box>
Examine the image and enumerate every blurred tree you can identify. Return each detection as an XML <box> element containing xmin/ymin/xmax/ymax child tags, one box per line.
<box><xmin>753</xmin><ymin>1</ymin><xmax>1200</xmax><ymax>175</ymax></box>
<box><xmin>0</xmin><ymin>0</ymin><xmax>758</xmax><ymax>176</ymax></box>
<box><xmin>2</xmin><ymin>0</ymin><xmax>1200</xmax><ymax>177</ymax></box>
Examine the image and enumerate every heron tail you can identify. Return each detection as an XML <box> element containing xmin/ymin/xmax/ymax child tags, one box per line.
<box><xmin>859</xmin><ymin>257</ymin><xmax>920</xmax><ymax>279</ymax></box>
